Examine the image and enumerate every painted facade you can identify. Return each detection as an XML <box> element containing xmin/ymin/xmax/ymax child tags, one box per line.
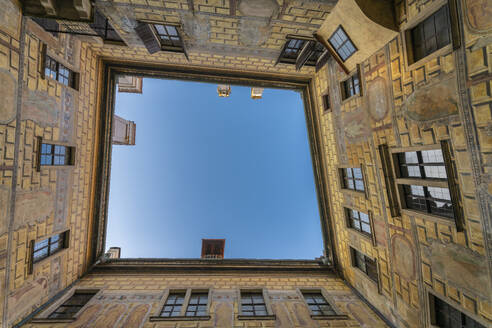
<box><xmin>0</xmin><ymin>0</ymin><xmax>490</xmax><ymax>327</ymax></box>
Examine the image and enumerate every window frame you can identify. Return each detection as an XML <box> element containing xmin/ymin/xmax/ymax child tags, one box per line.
<box><xmin>237</xmin><ymin>289</ymin><xmax>275</xmax><ymax>320</ymax></box>
<box><xmin>43</xmin><ymin>55</ymin><xmax>79</xmax><ymax>90</ymax></box>
<box><xmin>350</xmin><ymin>247</ymin><xmax>380</xmax><ymax>286</ymax></box>
<box><xmin>340</xmin><ymin>69</ymin><xmax>361</xmax><ymax>101</ymax></box>
<box><xmin>328</xmin><ymin>25</ymin><xmax>357</xmax><ymax>62</ymax></box>
<box><xmin>345</xmin><ymin>208</ymin><xmax>376</xmax><ymax>246</ymax></box>
<box><xmin>152</xmin><ymin>23</ymin><xmax>186</xmax><ymax>54</ymax></box>
<box><xmin>31</xmin><ymin>289</ymin><xmax>99</xmax><ymax>323</ymax></box>
<box><xmin>36</xmin><ymin>137</ymin><xmax>76</xmax><ymax>171</ymax></box>
<box><xmin>298</xmin><ymin>288</ymin><xmax>348</xmax><ymax>320</ymax></box>
<box><xmin>389</xmin><ymin>141</ymin><xmax>464</xmax><ymax>230</ymax></box>
<box><xmin>338</xmin><ymin>165</ymin><xmax>368</xmax><ymax>199</ymax></box>
<box><xmin>150</xmin><ymin>288</ymin><xmax>212</xmax><ymax>321</ymax></box>
<box><xmin>427</xmin><ymin>291</ymin><xmax>487</xmax><ymax>328</ymax></box>
<box><xmin>402</xmin><ymin>0</ymin><xmax>460</xmax><ymax>69</ymax></box>
<box><xmin>28</xmin><ymin>230</ymin><xmax>70</xmax><ymax>274</ymax></box>
<box><xmin>276</xmin><ymin>35</ymin><xmax>329</xmax><ymax>71</ymax></box>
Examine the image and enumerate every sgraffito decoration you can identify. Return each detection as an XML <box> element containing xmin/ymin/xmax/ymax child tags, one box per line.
<box><xmin>0</xmin><ymin>68</ymin><xmax>17</xmax><ymax>124</ymax></box>
<box><xmin>464</xmin><ymin>0</ymin><xmax>492</xmax><ymax>33</ymax></box>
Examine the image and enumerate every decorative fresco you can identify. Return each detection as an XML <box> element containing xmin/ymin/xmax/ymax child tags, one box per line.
<box><xmin>69</xmin><ymin>304</ymin><xmax>102</xmax><ymax>328</ymax></box>
<box><xmin>401</xmin><ymin>74</ymin><xmax>459</xmax><ymax>123</ymax></box>
<box><xmin>13</xmin><ymin>190</ymin><xmax>54</xmax><ymax>230</ymax></box>
<box><xmin>60</xmin><ymin>88</ymin><xmax>77</xmax><ymax>143</ymax></box>
<box><xmin>53</xmin><ymin>169</ymin><xmax>70</xmax><ymax>231</ymax></box>
<box><xmin>0</xmin><ymin>68</ymin><xmax>17</xmax><ymax>124</ymax></box>
<box><xmin>464</xmin><ymin>0</ymin><xmax>492</xmax><ymax>32</ymax></box>
<box><xmin>342</xmin><ymin>107</ymin><xmax>372</xmax><ymax>143</ymax></box>
<box><xmin>120</xmin><ymin>304</ymin><xmax>151</xmax><ymax>328</ymax></box>
<box><xmin>366</xmin><ymin>76</ymin><xmax>390</xmax><ymax>122</ymax></box>
<box><xmin>7</xmin><ymin>275</ymin><xmax>48</xmax><ymax>320</ymax></box>
<box><xmin>212</xmin><ymin>290</ymin><xmax>235</xmax><ymax>327</ymax></box>
<box><xmin>346</xmin><ymin>302</ymin><xmax>380</xmax><ymax>327</ymax></box>
<box><xmin>0</xmin><ymin>186</ymin><xmax>10</xmax><ymax>235</ymax></box>
<box><xmin>391</xmin><ymin>234</ymin><xmax>416</xmax><ymax>281</ymax></box>
<box><xmin>92</xmin><ymin>304</ymin><xmax>127</xmax><ymax>327</ymax></box>
<box><xmin>0</xmin><ymin>0</ymin><xmax>20</xmax><ymax>38</ymax></box>
<box><xmin>21</xmin><ymin>88</ymin><xmax>59</xmax><ymax>126</ymax></box>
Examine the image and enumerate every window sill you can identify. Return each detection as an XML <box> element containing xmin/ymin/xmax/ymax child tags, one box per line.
<box><xmin>347</xmin><ymin>228</ymin><xmax>373</xmax><ymax>243</ymax></box>
<box><xmin>341</xmin><ymin>189</ymin><xmax>366</xmax><ymax>199</ymax></box>
<box><xmin>311</xmin><ymin>314</ymin><xmax>349</xmax><ymax>320</ymax></box>
<box><xmin>406</xmin><ymin>44</ymin><xmax>452</xmax><ymax>72</ymax></box>
<box><xmin>352</xmin><ymin>266</ymin><xmax>380</xmax><ymax>293</ymax></box>
<box><xmin>44</xmin><ymin>76</ymin><xmax>79</xmax><ymax>91</ymax></box>
<box><xmin>149</xmin><ymin>315</ymin><xmax>211</xmax><ymax>322</ymax></box>
<box><xmin>401</xmin><ymin>209</ymin><xmax>455</xmax><ymax>227</ymax></box>
<box><xmin>38</xmin><ymin>164</ymin><xmax>75</xmax><ymax>172</ymax></box>
<box><xmin>237</xmin><ymin>315</ymin><xmax>276</xmax><ymax>320</ymax></box>
<box><xmin>30</xmin><ymin>318</ymin><xmax>76</xmax><ymax>324</ymax></box>
<box><xmin>341</xmin><ymin>93</ymin><xmax>360</xmax><ymax>104</ymax></box>
<box><xmin>30</xmin><ymin>247</ymin><xmax>69</xmax><ymax>274</ymax></box>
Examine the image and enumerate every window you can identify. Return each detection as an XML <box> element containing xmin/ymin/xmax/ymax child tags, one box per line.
<box><xmin>185</xmin><ymin>292</ymin><xmax>208</xmax><ymax>317</ymax></box>
<box><xmin>351</xmin><ymin>247</ymin><xmax>378</xmax><ymax>283</ymax></box>
<box><xmin>340</xmin><ymin>72</ymin><xmax>360</xmax><ymax>100</ymax></box>
<box><xmin>160</xmin><ymin>292</ymin><xmax>186</xmax><ymax>317</ymax></box>
<box><xmin>32</xmin><ymin>231</ymin><xmax>68</xmax><ymax>265</ymax></box>
<box><xmin>409</xmin><ymin>5</ymin><xmax>451</xmax><ymax>63</ymax></box>
<box><xmin>40</xmin><ymin>142</ymin><xmax>74</xmax><ymax>166</ymax></box>
<box><xmin>89</xmin><ymin>9</ymin><xmax>125</xmax><ymax>44</ymax></box>
<box><xmin>340</xmin><ymin>167</ymin><xmax>364</xmax><ymax>192</ymax></box>
<box><xmin>240</xmin><ymin>292</ymin><xmax>267</xmax><ymax>317</ymax></box>
<box><xmin>153</xmin><ymin>24</ymin><xmax>184</xmax><ymax>52</ymax></box>
<box><xmin>322</xmin><ymin>93</ymin><xmax>330</xmax><ymax>112</ymax></box>
<box><xmin>328</xmin><ymin>26</ymin><xmax>356</xmax><ymax>61</ymax></box>
<box><xmin>430</xmin><ymin>294</ymin><xmax>485</xmax><ymax>328</ymax></box>
<box><xmin>277</xmin><ymin>37</ymin><xmax>328</xmax><ymax>71</ymax></box>
<box><xmin>346</xmin><ymin>208</ymin><xmax>371</xmax><ymax>236</ymax></box>
<box><xmin>44</xmin><ymin>56</ymin><xmax>78</xmax><ymax>89</ymax></box>
<box><xmin>302</xmin><ymin>292</ymin><xmax>336</xmax><ymax>316</ymax></box>
<box><xmin>48</xmin><ymin>291</ymin><xmax>96</xmax><ymax>319</ymax></box>
<box><xmin>394</xmin><ymin>146</ymin><xmax>459</xmax><ymax>220</ymax></box>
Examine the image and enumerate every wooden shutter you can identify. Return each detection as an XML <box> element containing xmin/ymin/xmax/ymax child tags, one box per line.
<box><xmin>315</xmin><ymin>50</ymin><xmax>330</xmax><ymax>72</ymax></box>
<box><xmin>135</xmin><ymin>22</ymin><xmax>161</xmax><ymax>54</ymax></box>
<box><xmin>295</xmin><ymin>40</ymin><xmax>315</xmax><ymax>71</ymax></box>
<box><xmin>38</xmin><ymin>42</ymin><xmax>47</xmax><ymax>79</ymax></box>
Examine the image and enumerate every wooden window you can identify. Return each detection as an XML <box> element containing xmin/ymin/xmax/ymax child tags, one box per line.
<box><xmin>340</xmin><ymin>72</ymin><xmax>360</xmax><ymax>100</ymax></box>
<box><xmin>277</xmin><ymin>37</ymin><xmax>329</xmax><ymax>71</ymax></box>
<box><xmin>346</xmin><ymin>208</ymin><xmax>371</xmax><ymax>236</ymax></box>
<box><xmin>328</xmin><ymin>26</ymin><xmax>356</xmax><ymax>61</ymax></box>
<box><xmin>185</xmin><ymin>292</ymin><xmax>208</xmax><ymax>317</ymax></box>
<box><xmin>302</xmin><ymin>292</ymin><xmax>336</xmax><ymax>316</ymax></box>
<box><xmin>340</xmin><ymin>167</ymin><xmax>364</xmax><ymax>192</ymax></box>
<box><xmin>240</xmin><ymin>292</ymin><xmax>267</xmax><ymax>317</ymax></box>
<box><xmin>350</xmin><ymin>247</ymin><xmax>378</xmax><ymax>283</ymax></box>
<box><xmin>322</xmin><ymin>93</ymin><xmax>330</xmax><ymax>112</ymax></box>
<box><xmin>40</xmin><ymin>143</ymin><xmax>74</xmax><ymax>166</ymax></box>
<box><xmin>378</xmin><ymin>144</ymin><xmax>400</xmax><ymax>217</ymax></box>
<box><xmin>44</xmin><ymin>56</ymin><xmax>78</xmax><ymax>89</ymax></box>
<box><xmin>32</xmin><ymin>231</ymin><xmax>69</xmax><ymax>265</ymax></box>
<box><xmin>160</xmin><ymin>292</ymin><xmax>186</xmax><ymax>317</ymax></box>
<box><xmin>393</xmin><ymin>142</ymin><xmax>463</xmax><ymax>225</ymax></box>
<box><xmin>153</xmin><ymin>24</ymin><xmax>184</xmax><ymax>52</ymax></box>
<box><xmin>48</xmin><ymin>291</ymin><xmax>96</xmax><ymax>319</ymax></box>
<box><xmin>430</xmin><ymin>294</ymin><xmax>485</xmax><ymax>328</ymax></box>
<box><xmin>409</xmin><ymin>5</ymin><xmax>451</xmax><ymax>63</ymax></box>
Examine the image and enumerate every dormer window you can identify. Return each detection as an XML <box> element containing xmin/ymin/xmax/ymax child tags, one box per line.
<box><xmin>277</xmin><ymin>36</ymin><xmax>329</xmax><ymax>71</ymax></box>
<box><xmin>328</xmin><ymin>26</ymin><xmax>356</xmax><ymax>61</ymax></box>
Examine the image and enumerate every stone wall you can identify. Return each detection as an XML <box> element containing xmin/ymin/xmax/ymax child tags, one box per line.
<box><xmin>24</xmin><ymin>270</ymin><xmax>388</xmax><ymax>328</ymax></box>
<box><xmin>312</xmin><ymin>0</ymin><xmax>492</xmax><ymax>327</ymax></box>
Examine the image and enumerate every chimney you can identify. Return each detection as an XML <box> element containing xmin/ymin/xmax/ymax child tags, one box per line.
<box><xmin>250</xmin><ymin>87</ymin><xmax>264</xmax><ymax>99</ymax></box>
<box><xmin>217</xmin><ymin>85</ymin><xmax>231</xmax><ymax>97</ymax></box>
<box><xmin>201</xmin><ymin>239</ymin><xmax>225</xmax><ymax>259</ymax></box>
<box><xmin>106</xmin><ymin>247</ymin><xmax>121</xmax><ymax>259</ymax></box>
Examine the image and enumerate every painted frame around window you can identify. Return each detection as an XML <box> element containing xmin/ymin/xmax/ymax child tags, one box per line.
<box><xmin>237</xmin><ymin>288</ymin><xmax>275</xmax><ymax>320</ymax></box>
<box><xmin>149</xmin><ymin>288</ymin><xmax>212</xmax><ymax>321</ymax></box>
<box><xmin>297</xmin><ymin>288</ymin><xmax>348</xmax><ymax>320</ymax></box>
<box><xmin>30</xmin><ymin>288</ymin><xmax>100</xmax><ymax>323</ymax></box>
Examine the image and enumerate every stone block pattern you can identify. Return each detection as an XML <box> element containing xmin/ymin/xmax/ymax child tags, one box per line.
<box><xmin>24</xmin><ymin>273</ymin><xmax>388</xmax><ymax>327</ymax></box>
<box><xmin>314</xmin><ymin>0</ymin><xmax>492</xmax><ymax>327</ymax></box>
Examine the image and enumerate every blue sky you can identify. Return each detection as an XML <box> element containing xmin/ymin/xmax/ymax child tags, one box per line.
<box><xmin>106</xmin><ymin>78</ymin><xmax>323</xmax><ymax>259</ymax></box>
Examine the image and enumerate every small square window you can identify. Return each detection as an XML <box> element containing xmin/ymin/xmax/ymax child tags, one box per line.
<box><xmin>39</xmin><ymin>142</ymin><xmax>74</xmax><ymax>167</ymax></box>
<box><xmin>346</xmin><ymin>208</ymin><xmax>371</xmax><ymax>236</ymax></box>
<box><xmin>350</xmin><ymin>247</ymin><xmax>378</xmax><ymax>282</ymax></box>
<box><xmin>340</xmin><ymin>73</ymin><xmax>360</xmax><ymax>100</ymax></box>
<box><xmin>32</xmin><ymin>231</ymin><xmax>69</xmax><ymax>264</ymax></box>
<box><xmin>328</xmin><ymin>26</ymin><xmax>356</xmax><ymax>61</ymax></box>
<box><xmin>153</xmin><ymin>24</ymin><xmax>184</xmax><ymax>51</ymax></box>
<box><xmin>340</xmin><ymin>167</ymin><xmax>364</xmax><ymax>192</ymax></box>
<box><xmin>302</xmin><ymin>292</ymin><xmax>336</xmax><ymax>316</ymax></box>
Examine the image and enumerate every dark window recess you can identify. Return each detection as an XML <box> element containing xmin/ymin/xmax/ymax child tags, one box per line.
<box><xmin>341</xmin><ymin>167</ymin><xmax>364</xmax><ymax>192</ymax></box>
<box><xmin>328</xmin><ymin>26</ymin><xmax>357</xmax><ymax>61</ymax></box>
<box><xmin>241</xmin><ymin>292</ymin><xmax>267</xmax><ymax>316</ymax></box>
<box><xmin>322</xmin><ymin>93</ymin><xmax>331</xmax><ymax>112</ymax></box>
<box><xmin>44</xmin><ymin>56</ymin><xmax>78</xmax><ymax>89</ymax></box>
<box><xmin>40</xmin><ymin>143</ymin><xmax>73</xmax><ymax>166</ymax></box>
<box><xmin>89</xmin><ymin>9</ymin><xmax>125</xmax><ymax>44</ymax></box>
<box><xmin>33</xmin><ymin>231</ymin><xmax>68</xmax><ymax>264</ymax></box>
<box><xmin>277</xmin><ymin>38</ymin><xmax>329</xmax><ymax>71</ymax></box>
<box><xmin>341</xmin><ymin>73</ymin><xmax>360</xmax><ymax>100</ymax></box>
<box><xmin>31</xmin><ymin>17</ymin><xmax>59</xmax><ymax>37</ymax></box>
<box><xmin>302</xmin><ymin>292</ymin><xmax>336</xmax><ymax>316</ymax></box>
<box><xmin>403</xmin><ymin>185</ymin><xmax>454</xmax><ymax>218</ymax></box>
<box><xmin>160</xmin><ymin>292</ymin><xmax>186</xmax><ymax>317</ymax></box>
<box><xmin>410</xmin><ymin>5</ymin><xmax>451</xmax><ymax>62</ymax></box>
<box><xmin>351</xmin><ymin>247</ymin><xmax>378</xmax><ymax>282</ymax></box>
<box><xmin>48</xmin><ymin>291</ymin><xmax>96</xmax><ymax>319</ymax></box>
<box><xmin>346</xmin><ymin>208</ymin><xmax>371</xmax><ymax>235</ymax></box>
<box><xmin>431</xmin><ymin>294</ymin><xmax>485</xmax><ymax>328</ymax></box>
<box><xmin>397</xmin><ymin>149</ymin><xmax>447</xmax><ymax>179</ymax></box>
<box><xmin>185</xmin><ymin>293</ymin><xmax>208</xmax><ymax>317</ymax></box>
